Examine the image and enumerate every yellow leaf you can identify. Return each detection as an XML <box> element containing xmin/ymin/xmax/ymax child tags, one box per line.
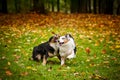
<box><xmin>32</xmin><ymin>68</ymin><xmax>37</xmax><ymax>71</ymax></box>
<box><xmin>26</xmin><ymin>66</ymin><xmax>37</xmax><ymax>71</ymax></box>
<box><xmin>81</xmin><ymin>72</ymin><xmax>85</xmax><ymax>76</ymax></box>
<box><xmin>8</xmin><ymin>62</ymin><xmax>11</xmax><ymax>66</ymax></box>
<box><xmin>26</xmin><ymin>66</ymin><xmax>32</xmax><ymax>69</ymax></box>
<box><xmin>95</xmin><ymin>41</ymin><xmax>100</xmax><ymax>46</ymax></box>
<box><xmin>115</xmin><ymin>45</ymin><xmax>120</xmax><ymax>48</ymax></box>
<box><xmin>103</xmin><ymin>61</ymin><xmax>109</xmax><ymax>64</ymax></box>
<box><xmin>86</xmin><ymin>59</ymin><xmax>90</xmax><ymax>62</ymax></box>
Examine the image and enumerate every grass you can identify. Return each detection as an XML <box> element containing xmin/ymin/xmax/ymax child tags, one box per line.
<box><xmin>0</xmin><ymin>13</ymin><xmax>120</xmax><ymax>80</ymax></box>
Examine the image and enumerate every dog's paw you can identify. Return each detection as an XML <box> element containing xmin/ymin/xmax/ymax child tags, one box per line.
<box><xmin>29</xmin><ymin>58</ymin><xmax>33</xmax><ymax>61</ymax></box>
<box><xmin>42</xmin><ymin>63</ymin><xmax>46</xmax><ymax>66</ymax></box>
<box><xmin>61</xmin><ymin>64</ymin><xmax>66</xmax><ymax>67</ymax></box>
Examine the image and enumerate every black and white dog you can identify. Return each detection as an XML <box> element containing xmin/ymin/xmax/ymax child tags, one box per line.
<box><xmin>58</xmin><ymin>34</ymin><xmax>76</xmax><ymax>66</ymax></box>
<box><xmin>31</xmin><ymin>34</ymin><xmax>61</xmax><ymax>65</ymax></box>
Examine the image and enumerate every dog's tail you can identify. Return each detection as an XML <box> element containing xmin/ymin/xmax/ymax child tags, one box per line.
<box><xmin>74</xmin><ymin>47</ymin><xmax>77</xmax><ymax>54</ymax></box>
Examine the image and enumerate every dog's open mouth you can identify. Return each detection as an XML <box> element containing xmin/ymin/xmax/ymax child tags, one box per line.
<box><xmin>59</xmin><ymin>42</ymin><xmax>64</xmax><ymax>46</ymax></box>
<box><xmin>53</xmin><ymin>37</ymin><xmax>59</xmax><ymax>42</ymax></box>
<box><xmin>54</xmin><ymin>39</ymin><xmax>58</xmax><ymax>42</ymax></box>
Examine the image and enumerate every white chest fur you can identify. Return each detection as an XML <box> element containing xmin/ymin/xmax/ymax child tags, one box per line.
<box><xmin>49</xmin><ymin>43</ymin><xmax>58</xmax><ymax>55</ymax></box>
<box><xmin>59</xmin><ymin>41</ymin><xmax>75</xmax><ymax>58</ymax></box>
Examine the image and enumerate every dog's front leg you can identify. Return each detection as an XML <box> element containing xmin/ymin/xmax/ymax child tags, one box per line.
<box><xmin>61</xmin><ymin>56</ymin><xmax>65</xmax><ymax>66</ymax></box>
<box><xmin>57</xmin><ymin>54</ymin><xmax>61</xmax><ymax>61</ymax></box>
<box><xmin>42</xmin><ymin>55</ymin><xmax>47</xmax><ymax>66</ymax></box>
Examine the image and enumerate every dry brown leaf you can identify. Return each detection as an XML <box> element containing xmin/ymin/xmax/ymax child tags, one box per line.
<box><xmin>6</xmin><ymin>70</ymin><xmax>12</xmax><ymax>76</ymax></box>
<box><xmin>85</xmin><ymin>47</ymin><xmax>91</xmax><ymax>55</ymax></box>
<box><xmin>20</xmin><ymin>72</ymin><xmax>28</xmax><ymax>76</ymax></box>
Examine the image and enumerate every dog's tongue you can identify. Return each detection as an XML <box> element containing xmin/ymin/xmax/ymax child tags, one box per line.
<box><xmin>59</xmin><ymin>42</ymin><xmax>64</xmax><ymax>46</ymax></box>
<box><xmin>60</xmin><ymin>43</ymin><xmax>62</xmax><ymax>46</ymax></box>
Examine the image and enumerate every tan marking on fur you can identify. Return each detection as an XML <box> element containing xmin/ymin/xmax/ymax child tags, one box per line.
<box><xmin>42</xmin><ymin>55</ymin><xmax>47</xmax><ymax>65</ymax></box>
<box><xmin>64</xmin><ymin>39</ymin><xmax>69</xmax><ymax>44</ymax></box>
<box><xmin>50</xmin><ymin>38</ymin><xmax>55</xmax><ymax>43</ymax></box>
<box><xmin>48</xmin><ymin>52</ymin><xmax>54</xmax><ymax>57</ymax></box>
<box><xmin>50</xmin><ymin>34</ymin><xmax>60</xmax><ymax>43</ymax></box>
<box><xmin>36</xmin><ymin>54</ymin><xmax>41</xmax><ymax>60</ymax></box>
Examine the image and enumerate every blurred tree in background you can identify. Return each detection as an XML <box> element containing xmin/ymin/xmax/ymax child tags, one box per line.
<box><xmin>0</xmin><ymin>0</ymin><xmax>120</xmax><ymax>15</ymax></box>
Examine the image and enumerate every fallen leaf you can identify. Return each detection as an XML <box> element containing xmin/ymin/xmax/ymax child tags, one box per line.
<box><xmin>1</xmin><ymin>56</ymin><xmax>6</xmax><ymax>59</ymax></box>
<box><xmin>20</xmin><ymin>72</ymin><xmax>28</xmax><ymax>76</ymax></box>
<box><xmin>103</xmin><ymin>61</ymin><xmax>109</xmax><ymax>64</ymax></box>
<box><xmin>94</xmin><ymin>54</ymin><xmax>97</xmax><ymax>58</ymax></box>
<box><xmin>6</xmin><ymin>70</ymin><xmax>12</xmax><ymax>76</ymax></box>
<box><xmin>86</xmin><ymin>59</ymin><xmax>90</xmax><ymax>62</ymax></box>
<box><xmin>91</xmin><ymin>74</ymin><xmax>102</xmax><ymax>80</ymax></box>
<box><xmin>81</xmin><ymin>72</ymin><xmax>85</xmax><ymax>76</ymax></box>
<box><xmin>7</xmin><ymin>62</ymin><xmax>11</xmax><ymax>66</ymax></box>
<box><xmin>67</xmin><ymin>66</ymin><xmax>70</xmax><ymax>69</ymax></box>
<box><xmin>85</xmin><ymin>47</ymin><xmax>91</xmax><ymax>55</ymax></box>
<box><xmin>101</xmin><ymin>49</ymin><xmax>106</xmax><ymax>54</ymax></box>
<box><xmin>74</xmin><ymin>72</ymin><xmax>79</xmax><ymax>76</ymax></box>
<box><xmin>95</xmin><ymin>41</ymin><xmax>100</xmax><ymax>46</ymax></box>
<box><xmin>89</xmin><ymin>63</ymin><xmax>95</xmax><ymax>67</ymax></box>
<box><xmin>13</xmin><ymin>54</ymin><xmax>21</xmax><ymax>60</ymax></box>
<box><xmin>111</xmin><ymin>57</ymin><xmax>117</xmax><ymax>61</ymax></box>
<box><xmin>47</xmin><ymin>66</ymin><xmax>52</xmax><ymax>72</ymax></box>
<box><xmin>26</xmin><ymin>66</ymin><xmax>37</xmax><ymax>71</ymax></box>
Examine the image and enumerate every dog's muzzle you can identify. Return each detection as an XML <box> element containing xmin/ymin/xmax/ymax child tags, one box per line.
<box><xmin>58</xmin><ymin>42</ymin><xmax>64</xmax><ymax>46</ymax></box>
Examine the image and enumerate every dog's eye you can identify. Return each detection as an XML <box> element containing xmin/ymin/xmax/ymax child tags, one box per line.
<box><xmin>62</xmin><ymin>38</ymin><xmax>65</xmax><ymax>39</ymax></box>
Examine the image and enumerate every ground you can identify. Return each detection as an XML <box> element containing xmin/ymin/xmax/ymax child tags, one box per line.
<box><xmin>0</xmin><ymin>13</ymin><xmax>120</xmax><ymax>80</ymax></box>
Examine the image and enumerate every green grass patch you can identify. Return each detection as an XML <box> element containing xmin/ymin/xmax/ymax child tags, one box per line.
<box><xmin>0</xmin><ymin>13</ymin><xmax>120</xmax><ymax>80</ymax></box>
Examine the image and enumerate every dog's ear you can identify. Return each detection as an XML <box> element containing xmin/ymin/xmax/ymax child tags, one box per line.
<box><xmin>51</xmin><ymin>32</ymin><xmax>60</xmax><ymax>38</ymax></box>
<box><xmin>52</xmin><ymin>32</ymin><xmax>55</xmax><ymax>34</ymax></box>
<box><xmin>55</xmin><ymin>34</ymin><xmax>60</xmax><ymax>38</ymax></box>
<box><xmin>65</xmin><ymin>34</ymin><xmax>74</xmax><ymax>39</ymax></box>
<box><xmin>65</xmin><ymin>34</ymin><xmax>71</xmax><ymax>38</ymax></box>
<box><xmin>49</xmin><ymin>36</ymin><xmax>53</xmax><ymax>42</ymax></box>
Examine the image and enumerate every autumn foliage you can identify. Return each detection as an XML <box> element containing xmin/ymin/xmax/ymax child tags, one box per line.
<box><xmin>0</xmin><ymin>13</ymin><xmax>120</xmax><ymax>80</ymax></box>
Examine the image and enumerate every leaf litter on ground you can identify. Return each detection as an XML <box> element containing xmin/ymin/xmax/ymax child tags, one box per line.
<box><xmin>0</xmin><ymin>13</ymin><xmax>120</xmax><ymax>80</ymax></box>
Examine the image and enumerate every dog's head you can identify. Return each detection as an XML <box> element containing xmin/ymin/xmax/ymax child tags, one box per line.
<box><xmin>58</xmin><ymin>34</ymin><xmax>72</xmax><ymax>46</ymax></box>
<box><xmin>49</xmin><ymin>34</ymin><xmax>60</xmax><ymax>43</ymax></box>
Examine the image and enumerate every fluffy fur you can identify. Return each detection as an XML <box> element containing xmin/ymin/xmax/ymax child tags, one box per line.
<box><xmin>31</xmin><ymin>34</ymin><xmax>60</xmax><ymax>65</ymax></box>
<box><xmin>58</xmin><ymin>34</ymin><xmax>76</xmax><ymax>66</ymax></box>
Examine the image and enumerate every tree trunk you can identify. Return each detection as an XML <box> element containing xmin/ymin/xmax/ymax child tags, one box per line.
<box><xmin>39</xmin><ymin>0</ymin><xmax>45</xmax><ymax>13</ymax></box>
<box><xmin>90</xmin><ymin>0</ymin><xmax>94</xmax><ymax>13</ymax></box>
<box><xmin>70</xmin><ymin>0</ymin><xmax>74</xmax><ymax>13</ymax></box>
<box><xmin>106</xmin><ymin>0</ymin><xmax>113</xmax><ymax>14</ymax></box>
<box><xmin>78</xmin><ymin>0</ymin><xmax>88</xmax><ymax>13</ymax></box>
<box><xmin>99</xmin><ymin>0</ymin><xmax>107</xmax><ymax>14</ymax></box>
<box><xmin>94</xmin><ymin>0</ymin><xmax>99</xmax><ymax>14</ymax></box>
<box><xmin>57</xmin><ymin>0</ymin><xmax>60</xmax><ymax>12</ymax></box>
<box><xmin>87</xmin><ymin>0</ymin><xmax>91</xmax><ymax>13</ymax></box>
<box><xmin>33</xmin><ymin>0</ymin><xmax>45</xmax><ymax>14</ymax></box>
<box><xmin>1</xmin><ymin>0</ymin><xmax>7</xmax><ymax>13</ymax></box>
<box><xmin>51</xmin><ymin>0</ymin><xmax>54</xmax><ymax>12</ymax></box>
<box><xmin>33</xmin><ymin>0</ymin><xmax>39</xmax><ymax>12</ymax></box>
<box><xmin>71</xmin><ymin>0</ymin><xmax>79</xmax><ymax>13</ymax></box>
<box><xmin>64</xmin><ymin>0</ymin><xmax>67</xmax><ymax>13</ymax></box>
<box><xmin>113</xmin><ymin>0</ymin><xmax>119</xmax><ymax>15</ymax></box>
<box><xmin>15</xmin><ymin>0</ymin><xmax>21</xmax><ymax>13</ymax></box>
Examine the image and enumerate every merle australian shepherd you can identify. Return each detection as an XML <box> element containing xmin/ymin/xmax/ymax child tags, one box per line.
<box><xmin>31</xmin><ymin>34</ymin><xmax>60</xmax><ymax>65</ymax></box>
<box><xmin>58</xmin><ymin>34</ymin><xmax>76</xmax><ymax>66</ymax></box>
